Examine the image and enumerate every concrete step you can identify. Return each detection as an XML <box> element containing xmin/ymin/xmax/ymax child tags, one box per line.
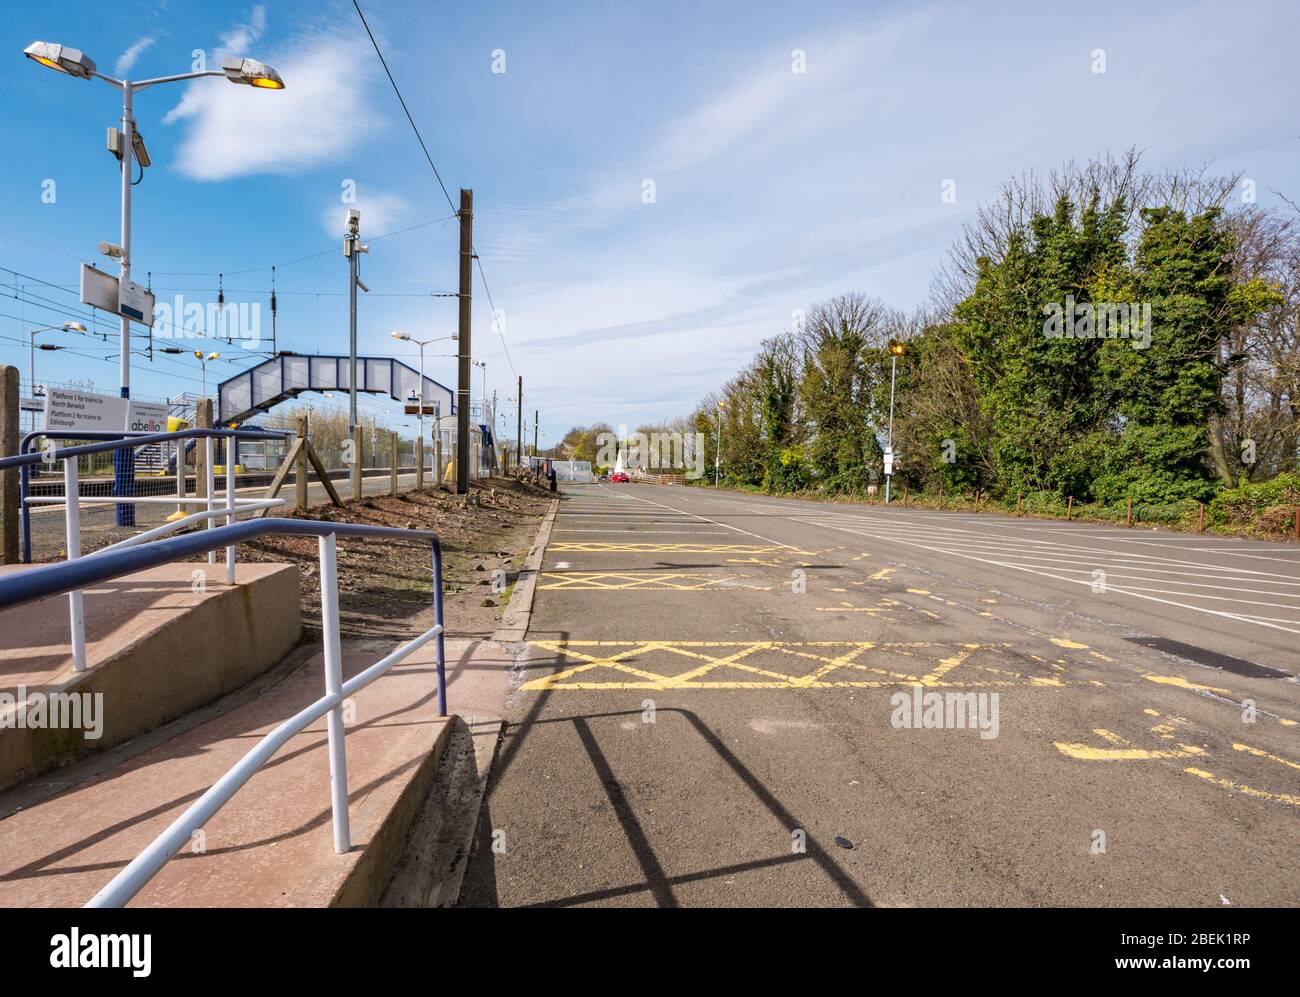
<box><xmin>0</xmin><ymin>562</ymin><xmax>301</xmax><ymax>791</ymax></box>
<box><xmin>379</xmin><ymin>717</ymin><xmax>501</xmax><ymax>907</ymax></box>
<box><xmin>0</xmin><ymin>640</ymin><xmax>452</xmax><ymax>907</ymax></box>
<box><xmin>378</xmin><ymin>639</ymin><xmax>517</xmax><ymax>907</ymax></box>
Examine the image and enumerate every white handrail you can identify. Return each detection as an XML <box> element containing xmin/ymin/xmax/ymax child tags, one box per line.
<box><xmin>34</xmin><ymin>458</ymin><xmax>277</xmax><ymax>673</ymax></box>
<box><xmin>90</xmin><ymin>500</ymin><xmax>285</xmax><ymax>554</ymax></box>
<box><xmin>63</xmin><ymin>458</ymin><xmax>86</xmax><ymax>672</ymax></box>
<box><xmin>84</xmin><ymin>532</ymin><xmax>443</xmax><ymax>908</ymax></box>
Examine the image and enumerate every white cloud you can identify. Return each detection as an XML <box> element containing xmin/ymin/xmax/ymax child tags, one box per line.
<box><xmin>114</xmin><ymin>36</ymin><xmax>155</xmax><ymax>77</ymax></box>
<box><xmin>163</xmin><ymin>20</ymin><xmax>379</xmax><ymax>181</ymax></box>
<box><xmin>320</xmin><ymin>189</ymin><xmax>408</xmax><ymax>239</ymax></box>
<box><xmin>220</xmin><ymin>5</ymin><xmax>268</xmax><ymax>56</ymax></box>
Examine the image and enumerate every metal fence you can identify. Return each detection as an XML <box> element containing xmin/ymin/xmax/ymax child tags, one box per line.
<box><xmin>19</xmin><ymin>429</ymin><xmax>294</xmax><ymax>562</ymax></box>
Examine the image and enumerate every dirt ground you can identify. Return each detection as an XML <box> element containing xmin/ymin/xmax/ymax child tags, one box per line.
<box><xmin>223</xmin><ymin>477</ymin><xmax>550</xmax><ymax>639</ymax></box>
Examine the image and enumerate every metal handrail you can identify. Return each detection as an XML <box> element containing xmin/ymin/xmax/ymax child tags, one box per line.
<box><xmin>1</xmin><ymin>426</ymin><xmax>289</xmax><ymax>469</ymax></box>
<box><xmin>0</xmin><ymin>518</ymin><xmax>448</xmax><ymax>909</ymax></box>
<box><xmin>8</xmin><ymin>427</ymin><xmax>290</xmax><ymax>564</ymax></box>
<box><xmin>4</xmin><ymin>428</ymin><xmax>294</xmax><ymax>669</ymax></box>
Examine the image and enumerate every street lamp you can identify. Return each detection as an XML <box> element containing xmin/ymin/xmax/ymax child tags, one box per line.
<box><xmin>392</xmin><ymin>331</ymin><xmax>454</xmax><ymax>485</ymax></box>
<box><xmin>25</xmin><ymin>39</ymin><xmax>283</xmax><ymax>526</ymax></box>
<box><xmin>884</xmin><ymin>340</ymin><xmax>907</xmax><ymax>504</ymax></box>
<box><xmin>471</xmin><ymin>359</ymin><xmax>487</xmax><ymax>413</ymax></box>
<box><xmin>29</xmin><ymin>321</ymin><xmax>86</xmax><ymax>397</ymax></box>
<box><xmin>194</xmin><ymin>351</ymin><xmax>220</xmax><ymax>399</ymax></box>
<box><xmin>715</xmin><ymin>398</ymin><xmax>726</xmax><ymax>487</ymax></box>
<box><xmin>22</xmin><ymin>40</ymin><xmax>285</xmax><ymax>401</ymax></box>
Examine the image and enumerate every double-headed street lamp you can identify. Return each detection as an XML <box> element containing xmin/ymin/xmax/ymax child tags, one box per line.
<box><xmin>884</xmin><ymin>340</ymin><xmax>907</xmax><ymax>504</ymax></box>
<box><xmin>25</xmin><ymin>40</ymin><xmax>283</xmax><ymax>526</ymax></box>
<box><xmin>23</xmin><ymin>40</ymin><xmax>284</xmax><ymax>401</ymax></box>
<box><xmin>193</xmin><ymin>351</ymin><xmax>221</xmax><ymax>399</ymax></box>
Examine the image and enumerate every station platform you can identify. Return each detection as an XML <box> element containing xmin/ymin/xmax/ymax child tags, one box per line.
<box><xmin>0</xmin><ymin>562</ymin><xmax>301</xmax><ymax>790</ymax></box>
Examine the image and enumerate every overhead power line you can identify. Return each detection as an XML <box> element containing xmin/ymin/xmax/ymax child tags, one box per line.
<box><xmin>350</xmin><ymin>0</ymin><xmax>519</xmax><ymax>379</ymax></box>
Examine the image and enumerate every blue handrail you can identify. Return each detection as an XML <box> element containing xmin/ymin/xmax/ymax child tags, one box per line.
<box><xmin>0</xmin><ymin>518</ymin><xmax>448</xmax><ymax>716</ymax></box>
<box><xmin>0</xmin><ymin>426</ymin><xmax>289</xmax><ymax>470</ymax></box>
<box><xmin>8</xmin><ymin>427</ymin><xmax>290</xmax><ymax>563</ymax></box>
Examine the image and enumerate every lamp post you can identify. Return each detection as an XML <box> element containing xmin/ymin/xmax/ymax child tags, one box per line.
<box><xmin>24</xmin><ymin>41</ymin><xmax>283</xmax><ymax>526</ymax></box>
<box><xmin>715</xmin><ymin>398</ymin><xmax>726</xmax><ymax>487</ymax></box>
<box><xmin>23</xmin><ymin>42</ymin><xmax>284</xmax><ymax>401</ymax></box>
<box><xmin>884</xmin><ymin>340</ymin><xmax>906</xmax><ymax>504</ymax></box>
<box><xmin>29</xmin><ymin>321</ymin><xmax>86</xmax><ymax>399</ymax></box>
<box><xmin>344</xmin><ymin>210</ymin><xmax>369</xmax><ymax>434</ymax></box>
<box><xmin>392</xmin><ymin>331</ymin><xmax>454</xmax><ymax>485</ymax></box>
<box><xmin>472</xmin><ymin>358</ymin><xmax>487</xmax><ymax>412</ymax></box>
<box><xmin>194</xmin><ymin>351</ymin><xmax>220</xmax><ymax>400</ymax></box>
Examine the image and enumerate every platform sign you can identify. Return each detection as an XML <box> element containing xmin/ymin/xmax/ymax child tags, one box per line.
<box><xmin>43</xmin><ymin>388</ymin><xmax>167</xmax><ymax>433</ymax></box>
<box><xmin>118</xmin><ymin>278</ymin><xmax>148</xmax><ymax>322</ymax></box>
<box><xmin>44</xmin><ymin>388</ymin><xmax>128</xmax><ymax>432</ymax></box>
<box><xmin>125</xmin><ymin>400</ymin><xmax>168</xmax><ymax>433</ymax></box>
<box><xmin>80</xmin><ymin>263</ymin><xmax>155</xmax><ymax>326</ymax></box>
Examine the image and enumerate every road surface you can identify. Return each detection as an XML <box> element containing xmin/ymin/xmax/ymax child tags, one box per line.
<box><xmin>461</xmin><ymin>481</ymin><xmax>1300</xmax><ymax>907</ymax></box>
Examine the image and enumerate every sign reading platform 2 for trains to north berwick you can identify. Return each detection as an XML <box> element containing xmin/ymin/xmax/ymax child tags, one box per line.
<box><xmin>42</xmin><ymin>388</ymin><xmax>168</xmax><ymax>434</ymax></box>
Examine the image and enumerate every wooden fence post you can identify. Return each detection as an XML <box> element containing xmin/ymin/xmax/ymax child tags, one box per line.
<box><xmin>195</xmin><ymin>398</ymin><xmax>212</xmax><ymax>503</ymax></box>
<box><xmin>1066</xmin><ymin>495</ymin><xmax>1073</xmax><ymax>521</ymax></box>
<box><xmin>1126</xmin><ymin>497</ymin><xmax>1133</xmax><ymax>528</ymax></box>
<box><xmin>0</xmin><ymin>366</ymin><xmax>19</xmax><ymax>564</ymax></box>
<box><xmin>295</xmin><ymin>414</ymin><xmax>309</xmax><ymax>513</ymax></box>
<box><xmin>390</xmin><ymin>431</ymin><xmax>399</xmax><ymax>497</ymax></box>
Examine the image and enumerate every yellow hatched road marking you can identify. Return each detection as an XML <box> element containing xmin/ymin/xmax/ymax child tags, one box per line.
<box><xmin>549</xmin><ymin>542</ymin><xmax>810</xmax><ymax>554</ymax></box>
<box><xmin>538</xmin><ymin>572</ymin><xmax>772</xmax><ymax>591</ymax></box>
<box><xmin>521</xmin><ymin>639</ymin><xmax>1089</xmax><ymax>691</ymax></box>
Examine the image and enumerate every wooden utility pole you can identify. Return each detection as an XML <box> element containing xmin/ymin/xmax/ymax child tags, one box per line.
<box><xmin>456</xmin><ymin>188</ymin><xmax>473</xmax><ymax>494</ymax></box>
<box><xmin>0</xmin><ymin>366</ymin><xmax>19</xmax><ymax>563</ymax></box>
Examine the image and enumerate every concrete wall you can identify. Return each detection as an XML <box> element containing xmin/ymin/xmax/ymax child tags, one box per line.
<box><xmin>0</xmin><ymin>563</ymin><xmax>301</xmax><ymax>791</ymax></box>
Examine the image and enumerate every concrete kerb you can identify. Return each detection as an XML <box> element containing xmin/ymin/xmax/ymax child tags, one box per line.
<box><xmin>492</xmin><ymin>498</ymin><xmax>558</xmax><ymax>643</ymax></box>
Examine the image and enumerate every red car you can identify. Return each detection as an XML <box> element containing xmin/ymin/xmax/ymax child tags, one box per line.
<box><xmin>610</xmin><ymin>472</ymin><xmax>630</xmax><ymax>482</ymax></box>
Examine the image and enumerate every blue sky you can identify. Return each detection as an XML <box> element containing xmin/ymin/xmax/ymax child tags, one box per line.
<box><xmin>3</xmin><ymin>0</ymin><xmax>1298</xmax><ymax>446</ymax></box>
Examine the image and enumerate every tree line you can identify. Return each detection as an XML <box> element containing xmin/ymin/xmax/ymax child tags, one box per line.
<box><xmin>564</xmin><ymin>153</ymin><xmax>1298</xmax><ymax>508</ymax></box>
